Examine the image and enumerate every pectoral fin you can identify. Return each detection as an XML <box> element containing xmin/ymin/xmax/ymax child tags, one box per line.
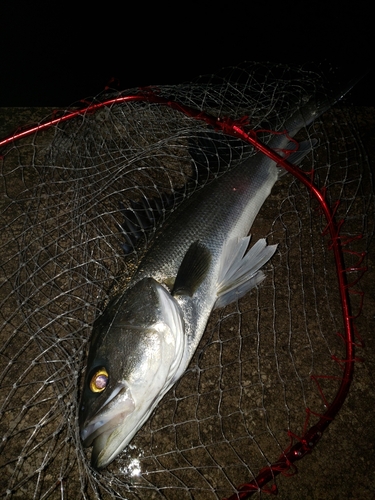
<box><xmin>214</xmin><ymin>236</ymin><xmax>277</xmax><ymax>309</ymax></box>
<box><xmin>172</xmin><ymin>241</ymin><xmax>212</xmax><ymax>297</ymax></box>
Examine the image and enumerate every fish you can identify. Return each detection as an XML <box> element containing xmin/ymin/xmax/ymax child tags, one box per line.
<box><xmin>79</xmin><ymin>79</ymin><xmax>357</xmax><ymax>470</ymax></box>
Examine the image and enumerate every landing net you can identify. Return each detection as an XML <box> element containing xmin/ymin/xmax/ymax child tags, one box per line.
<box><xmin>0</xmin><ymin>62</ymin><xmax>374</xmax><ymax>499</ymax></box>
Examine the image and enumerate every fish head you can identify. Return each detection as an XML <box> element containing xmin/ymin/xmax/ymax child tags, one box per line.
<box><xmin>79</xmin><ymin>277</ymin><xmax>187</xmax><ymax>469</ymax></box>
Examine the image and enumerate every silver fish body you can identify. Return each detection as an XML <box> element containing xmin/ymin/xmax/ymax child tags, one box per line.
<box><xmin>132</xmin><ymin>148</ymin><xmax>281</xmax><ymax>353</ymax></box>
<box><xmin>79</xmin><ymin>88</ymin><xmax>347</xmax><ymax>469</ymax></box>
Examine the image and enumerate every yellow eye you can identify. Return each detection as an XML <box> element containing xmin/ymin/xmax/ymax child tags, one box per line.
<box><xmin>89</xmin><ymin>368</ymin><xmax>109</xmax><ymax>393</ymax></box>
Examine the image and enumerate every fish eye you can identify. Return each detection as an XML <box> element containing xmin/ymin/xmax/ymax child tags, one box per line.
<box><xmin>89</xmin><ymin>367</ymin><xmax>109</xmax><ymax>393</ymax></box>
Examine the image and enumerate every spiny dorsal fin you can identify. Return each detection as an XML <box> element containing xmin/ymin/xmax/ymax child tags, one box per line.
<box><xmin>188</xmin><ymin>130</ymin><xmax>251</xmax><ymax>178</ymax></box>
<box><xmin>119</xmin><ymin>191</ymin><xmax>184</xmax><ymax>254</ymax></box>
<box><xmin>214</xmin><ymin>236</ymin><xmax>277</xmax><ymax>309</ymax></box>
<box><xmin>172</xmin><ymin>241</ymin><xmax>212</xmax><ymax>297</ymax></box>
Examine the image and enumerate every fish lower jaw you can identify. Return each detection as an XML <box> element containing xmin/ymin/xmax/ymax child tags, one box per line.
<box><xmin>91</xmin><ymin>430</ymin><xmax>114</xmax><ymax>469</ymax></box>
<box><xmin>89</xmin><ymin>392</ymin><xmax>171</xmax><ymax>469</ymax></box>
<box><xmin>85</xmin><ymin>411</ymin><xmax>136</xmax><ymax>470</ymax></box>
<box><xmin>81</xmin><ymin>389</ymin><xmax>136</xmax><ymax>449</ymax></box>
<box><xmin>81</xmin><ymin>417</ymin><xmax>121</xmax><ymax>448</ymax></box>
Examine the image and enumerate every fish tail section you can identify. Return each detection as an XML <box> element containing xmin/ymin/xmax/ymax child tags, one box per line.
<box><xmin>282</xmin><ymin>72</ymin><xmax>367</xmax><ymax>139</ymax></box>
<box><xmin>214</xmin><ymin>236</ymin><xmax>277</xmax><ymax>309</ymax></box>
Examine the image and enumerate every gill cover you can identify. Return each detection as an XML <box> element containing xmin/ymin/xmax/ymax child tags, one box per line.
<box><xmin>79</xmin><ymin>277</ymin><xmax>186</xmax><ymax>469</ymax></box>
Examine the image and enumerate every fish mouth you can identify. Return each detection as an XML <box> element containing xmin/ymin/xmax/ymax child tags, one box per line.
<box><xmin>80</xmin><ymin>383</ymin><xmax>135</xmax><ymax>468</ymax></box>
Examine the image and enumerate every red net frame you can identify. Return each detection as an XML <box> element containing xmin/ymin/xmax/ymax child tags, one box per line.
<box><xmin>0</xmin><ymin>86</ymin><xmax>365</xmax><ymax>499</ymax></box>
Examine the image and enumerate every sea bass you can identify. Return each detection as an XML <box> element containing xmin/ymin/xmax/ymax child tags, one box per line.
<box><xmin>79</xmin><ymin>85</ymin><xmax>350</xmax><ymax>469</ymax></box>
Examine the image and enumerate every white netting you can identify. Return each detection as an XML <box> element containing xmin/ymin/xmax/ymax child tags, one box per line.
<box><xmin>0</xmin><ymin>62</ymin><xmax>374</xmax><ymax>499</ymax></box>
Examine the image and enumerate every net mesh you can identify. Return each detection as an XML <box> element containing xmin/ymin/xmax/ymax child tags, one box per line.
<box><xmin>0</xmin><ymin>62</ymin><xmax>374</xmax><ymax>499</ymax></box>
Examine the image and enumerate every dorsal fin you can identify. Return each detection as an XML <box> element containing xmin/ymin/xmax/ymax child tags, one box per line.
<box><xmin>119</xmin><ymin>191</ymin><xmax>184</xmax><ymax>254</ymax></box>
<box><xmin>188</xmin><ymin>130</ymin><xmax>251</xmax><ymax>178</ymax></box>
<box><xmin>119</xmin><ymin>131</ymin><xmax>252</xmax><ymax>255</ymax></box>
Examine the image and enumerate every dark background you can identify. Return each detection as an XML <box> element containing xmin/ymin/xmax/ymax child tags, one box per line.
<box><xmin>1</xmin><ymin>5</ymin><xmax>374</xmax><ymax>108</ymax></box>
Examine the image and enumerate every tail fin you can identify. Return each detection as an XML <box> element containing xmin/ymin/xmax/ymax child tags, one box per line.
<box><xmin>285</xmin><ymin>70</ymin><xmax>370</xmax><ymax>138</ymax></box>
